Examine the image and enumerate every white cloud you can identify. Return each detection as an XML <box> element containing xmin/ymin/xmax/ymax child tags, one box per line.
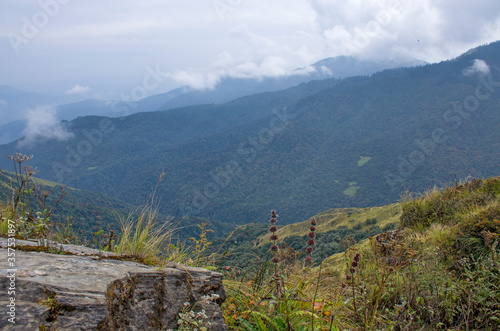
<box><xmin>168</xmin><ymin>71</ymin><xmax>222</xmax><ymax>90</ymax></box>
<box><xmin>159</xmin><ymin>0</ymin><xmax>500</xmax><ymax>91</ymax></box>
<box><xmin>18</xmin><ymin>106</ymin><xmax>74</xmax><ymax>147</ymax></box>
<box><xmin>1</xmin><ymin>0</ymin><xmax>500</xmax><ymax>94</ymax></box>
<box><xmin>66</xmin><ymin>85</ymin><xmax>90</xmax><ymax>95</ymax></box>
<box><xmin>319</xmin><ymin>65</ymin><xmax>333</xmax><ymax>75</ymax></box>
<box><xmin>167</xmin><ymin>24</ymin><xmax>318</xmax><ymax>90</ymax></box>
<box><xmin>309</xmin><ymin>0</ymin><xmax>500</xmax><ymax>62</ymax></box>
<box><xmin>463</xmin><ymin>59</ymin><xmax>491</xmax><ymax>76</ymax></box>
<box><xmin>168</xmin><ymin>53</ymin><xmax>316</xmax><ymax>90</ymax></box>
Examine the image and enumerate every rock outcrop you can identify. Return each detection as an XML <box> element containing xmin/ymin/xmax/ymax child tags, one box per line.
<box><xmin>0</xmin><ymin>238</ymin><xmax>227</xmax><ymax>330</ymax></box>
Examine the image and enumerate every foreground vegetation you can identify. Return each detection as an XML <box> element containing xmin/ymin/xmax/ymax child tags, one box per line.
<box><xmin>1</xmin><ymin>154</ymin><xmax>498</xmax><ymax>330</ymax></box>
<box><xmin>219</xmin><ymin>178</ymin><xmax>500</xmax><ymax>330</ymax></box>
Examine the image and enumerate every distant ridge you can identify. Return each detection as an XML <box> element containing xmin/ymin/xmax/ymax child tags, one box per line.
<box><xmin>0</xmin><ymin>55</ymin><xmax>422</xmax><ymax>144</ymax></box>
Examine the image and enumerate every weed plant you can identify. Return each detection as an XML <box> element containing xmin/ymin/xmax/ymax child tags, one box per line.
<box><xmin>1</xmin><ymin>154</ymin><xmax>66</xmax><ymax>244</ymax></box>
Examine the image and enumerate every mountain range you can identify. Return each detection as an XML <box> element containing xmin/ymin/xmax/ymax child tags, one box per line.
<box><xmin>0</xmin><ymin>41</ymin><xmax>498</xmax><ymax>229</ymax></box>
<box><xmin>0</xmin><ymin>56</ymin><xmax>423</xmax><ymax>144</ymax></box>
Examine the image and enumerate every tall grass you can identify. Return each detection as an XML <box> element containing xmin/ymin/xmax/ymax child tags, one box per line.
<box><xmin>113</xmin><ymin>171</ymin><xmax>180</xmax><ymax>265</ymax></box>
<box><xmin>0</xmin><ymin>201</ymin><xmax>13</xmax><ymax>235</ymax></box>
<box><xmin>114</xmin><ymin>203</ymin><xmax>173</xmax><ymax>265</ymax></box>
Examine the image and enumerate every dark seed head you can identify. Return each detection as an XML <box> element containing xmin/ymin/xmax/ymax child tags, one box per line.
<box><xmin>308</xmin><ymin>232</ymin><xmax>316</xmax><ymax>238</ymax></box>
<box><xmin>270</xmin><ymin>234</ymin><xmax>278</xmax><ymax>241</ymax></box>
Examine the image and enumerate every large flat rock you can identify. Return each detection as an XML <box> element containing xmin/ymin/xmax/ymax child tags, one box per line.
<box><xmin>0</xmin><ymin>240</ymin><xmax>227</xmax><ymax>330</ymax></box>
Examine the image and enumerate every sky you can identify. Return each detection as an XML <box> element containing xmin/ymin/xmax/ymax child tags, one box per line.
<box><xmin>1</xmin><ymin>0</ymin><xmax>500</xmax><ymax>99</ymax></box>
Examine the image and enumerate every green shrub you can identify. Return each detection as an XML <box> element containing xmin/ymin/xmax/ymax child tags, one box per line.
<box><xmin>450</xmin><ymin>200</ymin><xmax>500</xmax><ymax>268</ymax></box>
<box><xmin>365</xmin><ymin>218</ymin><xmax>377</xmax><ymax>225</ymax></box>
<box><xmin>401</xmin><ymin>178</ymin><xmax>500</xmax><ymax>229</ymax></box>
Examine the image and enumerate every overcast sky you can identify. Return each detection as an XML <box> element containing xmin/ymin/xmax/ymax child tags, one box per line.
<box><xmin>1</xmin><ymin>0</ymin><xmax>500</xmax><ymax>99</ymax></box>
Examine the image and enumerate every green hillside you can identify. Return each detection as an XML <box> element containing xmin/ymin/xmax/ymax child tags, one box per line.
<box><xmin>256</xmin><ymin>204</ymin><xmax>400</xmax><ymax>246</ymax></box>
<box><xmin>0</xmin><ymin>168</ymin><xmax>136</xmax><ymax>242</ymax></box>
<box><xmin>207</xmin><ymin>204</ymin><xmax>400</xmax><ymax>271</ymax></box>
<box><xmin>1</xmin><ymin>41</ymin><xmax>499</xmax><ymax>228</ymax></box>
<box><xmin>0</xmin><ymin>164</ymin><xmax>234</xmax><ymax>243</ymax></box>
<box><xmin>321</xmin><ymin>175</ymin><xmax>500</xmax><ymax>275</ymax></box>
<box><xmin>222</xmin><ymin>177</ymin><xmax>500</xmax><ymax>330</ymax></box>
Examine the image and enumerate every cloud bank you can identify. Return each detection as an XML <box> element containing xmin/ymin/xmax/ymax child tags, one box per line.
<box><xmin>167</xmin><ymin>24</ymin><xmax>318</xmax><ymax>90</ymax></box>
<box><xmin>18</xmin><ymin>106</ymin><xmax>74</xmax><ymax>147</ymax></box>
<box><xmin>66</xmin><ymin>85</ymin><xmax>90</xmax><ymax>95</ymax></box>
<box><xmin>463</xmin><ymin>59</ymin><xmax>491</xmax><ymax>76</ymax></box>
<box><xmin>0</xmin><ymin>0</ymin><xmax>499</xmax><ymax>94</ymax></box>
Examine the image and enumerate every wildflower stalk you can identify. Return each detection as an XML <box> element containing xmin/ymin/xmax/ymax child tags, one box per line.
<box><xmin>5</xmin><ymin>154</ymin><xmax>66</xmax><ymax>241</ymax></box>
<box><xmin>347</xmin><ymin>252</ymin><xmax>362</xmax><ymax>328</ymax></box>
<box><xmin>311</xmin><ymin>256</ymin><xmax>323</xmax><ymax>331</ymax></box>
<box><xmin>305</xmin><ymin>218</ymin><xmax>317</xmax><ymax>267</ymax></box>
<box><xmin>269</xmin><ymin>210</ymin><xmax>282</xmax><ymax>302</ymax></box>
<box><xmin>8</xmin><ymin>153</ymin><xmax>33</xmax><ymax>213</ymax></box>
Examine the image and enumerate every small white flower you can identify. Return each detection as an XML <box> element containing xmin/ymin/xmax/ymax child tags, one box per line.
<box><xmin>196</xmin><ymin>310</ymin><xmax>208</xmax><ymax>319</ymax></box>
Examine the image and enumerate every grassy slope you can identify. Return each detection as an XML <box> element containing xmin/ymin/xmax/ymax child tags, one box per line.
<box><xmin>256</xmin><ymin>203</ymin><xmax>401</xmax><ymax>247</ymax></box>
<box><xmin>0</xmin><ymin>169</ymin><xmax>136</xmax><ymax>240</ymax></box>
<box><xmin>209</xmin><ymin>204</ymin><xmax>401</xmax><ymax>272</ymax></box>
<box><xmin>0</xmin><ymin>169</ymin><xmax>234</xmax><ymax>243</ymax></box>
<box><xmin>222</xmin><ymin>177</ymin><xmax>500</xmax><ymax>330</ymax></box>
<box><xmin>222</xmin><ymin>176</ymin><xmax>499</xmax><ymax>276</ymax></box>
<box><xmin>321</xmin><ymin>176</ymin><xmax>500</xmax><ymax>292</ymax></box>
